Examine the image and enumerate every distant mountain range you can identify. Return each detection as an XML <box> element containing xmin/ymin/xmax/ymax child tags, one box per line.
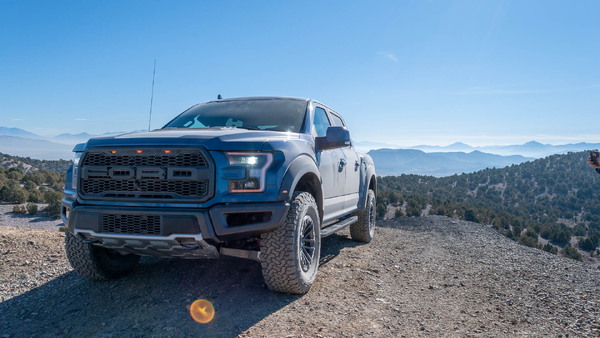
<box><xmin>408</xmin><ymin>141</ymin><xmax>600</xmax><ymax>158</ymax></box>
<box><xmin>357</xmin><ymin>140</ymin><xmax>600</xmax><ymax>159</ymax></box>
<box><xmin>0</xmin><ymin>126</ymin><xmax>43</xmax><ymax>139</ymax></box>
<box><xmin>0</xmin><ymin>136</ymin><xmax>73</xmax><ymax>160</ymax></box>
<box><xmin>368</xmin><ymin>148</ymin><xmax>534</xmax><ymax>177</ymax></box>
<box><xmin>0</xmin><ymin>126</ymin><xmax>598</xmax><ymax>172</ymax></box>
<box><xmin>54</xmin><ymin>132</ymin><xmax>97</xmax><ymax>143</ymax></box>
<box><xmin>0</xmin><ymin>127</ymin><xmax>134</xmax><ymax>160</ymax></box>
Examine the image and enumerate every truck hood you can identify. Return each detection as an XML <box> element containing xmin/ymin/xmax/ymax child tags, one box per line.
<box><xmin>81</xmin><ymin>128</ymin><xmax>304</xmax><ymax>152</ymax></box>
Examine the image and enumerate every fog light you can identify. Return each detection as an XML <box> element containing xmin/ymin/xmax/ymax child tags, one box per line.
<box><xmin>226</xmin><ymin>212</ymin><xmax>272</xmax><ymax>226</ymax></box>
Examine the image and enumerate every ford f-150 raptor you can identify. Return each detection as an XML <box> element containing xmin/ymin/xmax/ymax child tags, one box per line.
<box><xmin>62</xmin><ymin>96</ymin><xmax>377</xmax><ymax>294</ymax></box>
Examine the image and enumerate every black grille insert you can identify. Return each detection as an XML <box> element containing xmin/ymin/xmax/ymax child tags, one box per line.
<box><xmin>83</xmin><ymin>152</ymin><xmax>206</xmax><ymax>167</ymax></box>
<box><xmin>102</xmin><ymin>215</ymin><xmax>161</xmax><ymax>235</ymax></box>
<box><xmin>78</xmin><ymin>149</ymin><xmax>212</xmax><ymax>201</ymax></box>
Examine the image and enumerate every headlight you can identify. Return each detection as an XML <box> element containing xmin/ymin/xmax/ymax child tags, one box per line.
<box><xmin>71</xmin><ymin>152</ymin><xmax>83</xmax><ymax>190</ymax></box>
<box><xmin>226</xmin><ymin>152</ymin><xmax>273</xmax><ymax>192</ymax></box>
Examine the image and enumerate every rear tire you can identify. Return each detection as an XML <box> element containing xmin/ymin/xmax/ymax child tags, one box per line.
<box><xmin>351</xmin><ymin>189</ymin><xmax>376</xmax><ymax>243</ymax></box>
<box><xmin>65</xmin><ymin>232</ymin><xmax>140</xmax><ymax>280</ymax></box>
<box><xmin>260</xmin><ymin>192</ymin><xmax>321</xmax><ymax>294</ymax></box>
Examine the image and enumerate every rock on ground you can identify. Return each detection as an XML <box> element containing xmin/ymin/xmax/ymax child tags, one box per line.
<box><xmin>0</xmin><ymin>216</ymin><xmax>599</xmax><ymax>337</ymax></box>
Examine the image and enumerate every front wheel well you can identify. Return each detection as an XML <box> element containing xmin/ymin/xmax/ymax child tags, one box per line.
<box><xmin>369</xmin><ymin>176</ymin><xmax>377</xmax><ymax>197</ymax></box>
<box><xmin>293</xmin><ymin>173</ymin><xmax>323</xmax><ymax>222</ymax></box>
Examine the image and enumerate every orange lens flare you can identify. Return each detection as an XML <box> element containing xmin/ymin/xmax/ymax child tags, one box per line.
<box><xmin>189</xmin><ymin>299</ymin><xmax>215</xmax><ymax>324</ymax></box>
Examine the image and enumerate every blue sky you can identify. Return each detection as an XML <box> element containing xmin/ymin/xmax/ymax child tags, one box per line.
<box><xmin>1</xmin><ymin>0</ymin><xmax>599</xmax><ymax>146</ymax></box>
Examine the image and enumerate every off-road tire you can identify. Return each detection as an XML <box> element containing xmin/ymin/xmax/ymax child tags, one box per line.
<box><xmin>260</xmin><ymin>192</ymin><xmax>321</xmax><ymax>294</ymax></box>
<box><xmin>65</xmin><ymin>232</ymin><xmax>140</xmax><ymax>280</ymax></box>
<box><xmin>351</xmin><ymin>189</ymin><xmax>376</xmax><ymax>243</ymax></box>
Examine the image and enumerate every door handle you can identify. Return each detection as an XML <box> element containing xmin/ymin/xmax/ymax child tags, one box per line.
<box><xmin>339</xmin><ymin>158</ymin><xmax>347</xmax><ymax>171</ymax></box>
<box><xmin>355</xmin><ymin>160</ymin><xmax>360</xmax><ymax>170</ymax></box>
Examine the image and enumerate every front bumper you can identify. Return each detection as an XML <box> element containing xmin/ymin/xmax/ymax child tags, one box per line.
<box><xmin>61</xmin><ymin>199</ymin><xmax>289</xmax><ymax>258</ymax></box>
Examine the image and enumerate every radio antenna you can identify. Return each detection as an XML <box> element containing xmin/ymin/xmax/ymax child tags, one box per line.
<box><xmin>148</xmin><ymin>59</ymin><xmax>156</xmax><ymax>131</ymax></box>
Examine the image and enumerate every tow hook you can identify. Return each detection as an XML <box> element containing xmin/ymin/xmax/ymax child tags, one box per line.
<box><xmin>178</xmin><ymin>239</ymin><xmax>200</xmax><ymax>250</ymax></box>
<box><xmin>79</xmin><ymin>235</ymin><xmax>100</xmax><ymax>245</ymax></box>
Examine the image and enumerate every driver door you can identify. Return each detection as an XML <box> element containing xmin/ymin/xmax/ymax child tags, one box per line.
<box><xmin>313</xmin><ymin>106</ymin><xmax>346</xmax><ymax>220</ymax></box>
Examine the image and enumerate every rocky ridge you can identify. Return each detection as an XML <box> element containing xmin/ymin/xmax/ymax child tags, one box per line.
<box><xmin>0</xmin><ymin>215</ymin><xmax>598</xmax><ymax>336</ymax></box>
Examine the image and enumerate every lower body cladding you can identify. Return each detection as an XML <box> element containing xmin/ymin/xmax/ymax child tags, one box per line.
<box><xmin>61</xmin><ymin>199</ymin><xmax>289</xmax><ymax>260</ymax></box>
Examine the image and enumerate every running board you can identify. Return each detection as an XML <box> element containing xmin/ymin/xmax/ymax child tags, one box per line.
<box><xmin>321</xmin><ymin>216</ymin><xmax>358</xmax><ymax>237</ymax></box>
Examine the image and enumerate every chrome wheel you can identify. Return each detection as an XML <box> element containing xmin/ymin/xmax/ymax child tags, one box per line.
<box><xmin>350</xmin><ymin>189</ymin><xmax>376</xmax><ymax>243</ymax></box>
<box><xmin>368</xmin><ymin>193</ymin><xmax>376</xmax><ymax>237</ymax></box>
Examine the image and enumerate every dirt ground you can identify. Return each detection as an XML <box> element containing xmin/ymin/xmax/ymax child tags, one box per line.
<box><xmin>1</xmin><ymin>210</ymin><xmax>599</xmax><ymax>337</ymax></box>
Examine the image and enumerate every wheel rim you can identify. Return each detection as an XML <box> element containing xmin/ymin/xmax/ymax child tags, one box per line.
<box><xmin>368</xmin><ymin>195</ymin><xmax>376</xmax><ymax>235</ymax></box>
<box><xmin>299</xmin><ymin>215</ymin><xmax>316</xmax><ymax>272</ymax></box>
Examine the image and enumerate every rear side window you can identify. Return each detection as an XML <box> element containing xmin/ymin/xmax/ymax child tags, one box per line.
<box><xmin>313</xmin><ymin>107</ymin><xmax>331</xmax><ymax>137</ymax></box>
<box><xmin>329</xmin><ymin>113</ymin><xmax>345</xmax><ymax>127</ymax></box>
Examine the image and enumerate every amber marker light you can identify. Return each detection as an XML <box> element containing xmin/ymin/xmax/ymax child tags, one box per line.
<box><xmin>136</xmin><ymin>150</ymin><xmax>143</xmax><ymax>154</ymax></box>
<box><xmin>163</xmin><ymin>150</ymin><xmax>171</xmax><ymax>154</ymax></box>
<box><xmin>110</xmin><ymin>150</ymin><xmax>117</xmax><ymax>154</ymax></box>
<box><xmin>189</xmin><ymin>299</ymin><xmax>215</xmax><ymax>324</ymax></box>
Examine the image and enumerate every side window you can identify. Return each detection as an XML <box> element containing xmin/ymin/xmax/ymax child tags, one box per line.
<box><xmin>313</xmin><ymin>107</ymin><xmax>331</xmax><ymax>137</ymax></box>
<box><xmin>329</xmin><ymin>113</ymin><xmax>345</xmax><ymax>127</ymax></box>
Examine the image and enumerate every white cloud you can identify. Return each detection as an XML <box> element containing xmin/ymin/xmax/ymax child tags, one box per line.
<box><xmin>378</xmin><ymin>52</ymin><xmax>398</xmax><ymax>62</ymax></box>
<box><xmin>75</xmin><ymin>118</ymin><xmax>89</xmax><ymax>121</ymax></box>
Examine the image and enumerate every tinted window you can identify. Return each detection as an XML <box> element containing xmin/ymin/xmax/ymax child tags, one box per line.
<box><xmin>164</xmin><ymin>99</ymin><xmax>308</xmax><ymax>133</ymax></box>
<box><xmin>313</xmin><ymin>107</ymin><xmax>331</xmax><ymax>137</ymax></box>
<box><xmin>329</xmin><ymin>113</ymin><xmax>345</xmax><ymax>127</ymax></box>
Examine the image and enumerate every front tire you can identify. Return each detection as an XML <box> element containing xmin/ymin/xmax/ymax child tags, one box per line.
<box><xmin>65</xmin><ymin>232</ymin><xmax>140</xmax><ymax>280</ymax></box>
<box><xmin>351</xmin><ymin>189</ymin><xmax>376</xmax><ymax>243</ymax></box>
<box><xmin>260</xmin><ymin>192</ymin><xmax>321</xmax><ymax>294</ymax></box>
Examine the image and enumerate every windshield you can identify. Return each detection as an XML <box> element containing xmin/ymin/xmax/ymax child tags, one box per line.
<box><xmin>163</xmin><ymin>99</ymin><xmax>308</xmax><ymax>133</ymax></box>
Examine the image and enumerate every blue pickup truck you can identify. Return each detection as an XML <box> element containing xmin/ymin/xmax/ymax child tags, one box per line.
<box><xmin>62</xmin><ymin>96</ymin><xmax>377</xmax><ymax>294</ymax></box>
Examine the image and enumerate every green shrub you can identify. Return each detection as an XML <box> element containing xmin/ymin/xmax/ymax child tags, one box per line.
<box><xmin>1</xmin><ymin>182</ymin><xmax>28</xmax><ymax>204</ymax></box>
<box><xmin>542</xmin><ymin>243</ymin><xmax>558</xmax><ymax>254</ymax></box>
<box><xmin>46</xmin><ymin>199</ymin><xmax>61</xmax><ymax>218</ymax></box>
<box><xmin>561</xmin><ymin>245</ymin><xmax>582</xmax><ymax>261</ymax></box>
<box><xmin>518</xmin><ymin>233</ymin><xmax>539</xmax><ymax>248</ymax></box>
<box><xmin>578</xmin><ymin>236</ymin><xmax>599</xmax><ymax>251</ymax></box>
<box><xmin>26</xmin><ymin>202</ymin><xmax>38</xmax><ymax>215</ymax></box>
<box><xmin>394</xmin><ymin>208</ymin><xmax>404</xmax><ymax>218</ymax></box>
<box><xmin>12</xmin><ymin>204</ymin><xmax>27</xmax><ymax>214</ymax></box>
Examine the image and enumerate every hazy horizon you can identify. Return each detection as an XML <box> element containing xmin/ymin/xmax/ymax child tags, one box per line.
<box><xmin>3</xmin><ymin>124</ymin><xmax>600</xmax><ymax>150</ymax></box>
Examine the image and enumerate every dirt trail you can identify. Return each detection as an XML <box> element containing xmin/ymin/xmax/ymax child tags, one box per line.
<box><xmin>1</xmin><ymin>216</ymin><xmax>599</xmax><ymax>337</ymax></box>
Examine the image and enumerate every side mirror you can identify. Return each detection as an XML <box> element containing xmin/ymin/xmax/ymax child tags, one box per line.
<box><xmin>316</xmin><ymin>126</ymin><xmax>351</xmax><ymax>150</ymax></box>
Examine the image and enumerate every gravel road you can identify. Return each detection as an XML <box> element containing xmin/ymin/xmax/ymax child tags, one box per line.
<box><xmin>0</xmin><ymin>203</ymin><xmax>61</xmax><ymax>231</ymax></box>
<box><xmin>1</xmin><ymin>215</ymin><xmax>599</xmax><ymax>337</ymax></box>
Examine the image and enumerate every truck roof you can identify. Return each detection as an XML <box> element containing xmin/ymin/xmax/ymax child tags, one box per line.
<box><xmin>206</xmin><ymin>96</ymin><xmax>311</xmax><ymax>104</ymax></box>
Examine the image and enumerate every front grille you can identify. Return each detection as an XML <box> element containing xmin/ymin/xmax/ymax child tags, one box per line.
<box><xmin>102</xmin><ymin>215</ymin><xmax>161</xmax><ymax>235</ymax></box>
<box><xmin>81</xmin><ymin>180</ymin><xmax>207</xmax><ymax>197</ymax></box>
<box><xmin>83</xmin><ymin>152</ymin><xmax>206</xmax><ymax>167</ymax></box>
<box><xmin>78</xmin><ymin>149</ymin><xmax>212</xmax><ymax>201</ymax></box>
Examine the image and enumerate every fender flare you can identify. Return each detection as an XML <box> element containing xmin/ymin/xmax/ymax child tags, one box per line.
<box><xmin>357</xmin><ymin>165</ymin><xmax>377</xmax><ymax>210</ymax></box>
<box><xmin>278</xmin><ymin>155</ymin><xmax>323</xmax><ymax>218</ymax></box>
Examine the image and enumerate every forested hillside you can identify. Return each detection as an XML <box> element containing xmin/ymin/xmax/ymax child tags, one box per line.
<box><xmin>377</xmin><ymin>151</ymin><xmax>600</xmax><ymax>262</ymax></box>
<box><xmin>0</xmin><ymin>153</ymin><xmax>68</xmax><ymax>218</ymax></box>
<box><xmin>368</xmin><ymin>148</ymin><xmax>532</xmax><ymax>176</ymax></box>
<box><xmin>0</xmin><ymin>152</ymin><xmax>71</xmax><ymax>173</ymax></box>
